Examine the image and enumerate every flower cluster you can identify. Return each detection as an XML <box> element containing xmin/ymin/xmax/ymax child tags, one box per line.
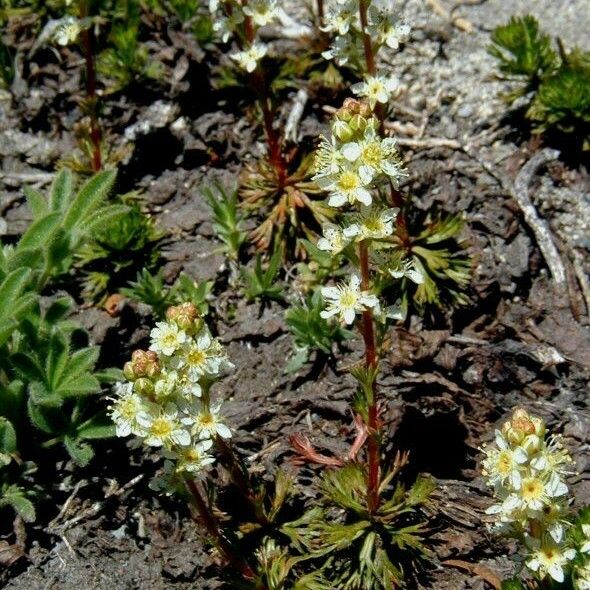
<box><xmin>209</xmin><ymin>0</ymin><xmax>280</xmax><ymax>73</ymax></box>
<box><xmin>482</xmin><ymin>408</ymin><xmax>578</xmax><ymax>583</ymax></box>
<box><xmin>321</xmin><ymin>0</ymin><xmax>410</xmax><ymax>106</ymax></box>
<box><xmin>110</xmin><ymin>303</ymin><xmax>233</xmax><ymax>479</ymax></box>
<box><xmin>313</xmin><ymin>99</ymin><xmax>420</xmax><ymax>325</ymax></box>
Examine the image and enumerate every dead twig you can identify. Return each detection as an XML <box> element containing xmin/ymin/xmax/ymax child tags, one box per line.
<box><xmin>466</xmin><ymin>146</ymin><xmax>567</xmax><ymax>289</ymax></box>
<box><xmin>426</xmin><ymin>0</ymin><xmax>474</xmax><ymax>32</ymax></box>
<box><xmin>284</xmin><ymin>88</ymin><xmax>309</xmax><ymax>143</ymax></box>
<box><xmin>571</xmin><ymin>248</ymin><xmax>590</xmax><ymax>321</ymax></box>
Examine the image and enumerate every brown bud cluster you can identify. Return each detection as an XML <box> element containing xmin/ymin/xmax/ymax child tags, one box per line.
<box><xmin>166</xmin><ymin>302</ymin><xmax>201</xmax><ymax>332</ymax></box>
<box><xmin>123</xmin><ymin>349</ymin><xmax>161</xmax><ymax>381</ymax></box>
<box><xmin>501</xmin><ymin>407</ymin><xmax>545</xmax><ymax>446</ymax></box>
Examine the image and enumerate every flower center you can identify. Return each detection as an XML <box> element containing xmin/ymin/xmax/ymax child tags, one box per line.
<box><xmin>361</xmin><ymin>143</ymin><xmax>383</xmax><ymax>167</ymax></box>
<box><xmin>188</xmin><ymin>349</ymin><xmax>206</xmax><ymax>366</ymax></box>
<box><xmin>151</xmin><ymin>418</ymin><xmax>173</xmax><ymax>437</ymax></box>
<box><xmin>338</xmin><ymin>171</ymin><xmax>360</xmax><ymax>192</ymax></box>
<box><xmin>339</xmin><ymin>290</ymin><xmax>357</xmax><ymax>309</ymax></box>
<box><xmin>522</xmin><ymin>478</ymin><xmax>543</xmax><ymax>500</ymax></box>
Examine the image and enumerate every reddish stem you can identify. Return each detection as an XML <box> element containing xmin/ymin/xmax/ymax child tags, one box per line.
<box><xmin>358</xmin><ymin>0</ymin><xmax>375</xmax><ymax>76</ymax></box>
<box><xmin>359</xmin><ymin>241</ymin><xmax>380</xmax><ymax>513</ymax></box>
<box><xmin>241</xmin><ymin>11</ymin><xmax>287</xmax><ymax>190</ymax></box>
<box><xmin>79</xmin><ymin>1</ymin><xmax>101</xmax><ymax>171</ymax></box>
<box><xmin>185</xmin><ymin>478</ymin><xmax>257</xmax><ymax>581</ymax></box>
<box><xmin>316</xmin><ymin>0</ymin><xmax>325</xmax><ymax>28</ymax></box>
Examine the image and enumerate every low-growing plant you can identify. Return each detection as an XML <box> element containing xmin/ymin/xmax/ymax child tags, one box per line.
<box><xmin>121</xmin><ymin>268</ymin><xmax>212</xmax><ymax>319</ymax></box>
<box><xmin>240</xmin><ymin>246</ymin><xmax>284</xmax><ymax>303</ymax></box>
<box><xmin>204</xmin><ymin>184</ymin><xmax>248</xmax><ymax>264</ymax></box>
<box><xmin>489</xmin><ymin>15</ymin><xmax>590</xmax><ymax>151</ymax></box>
<box><xmin>76</xmin><ymin>200</ymin><xmax>164</xmax><ymax>303</ymax></box>
<box><xmin>97</xmin><ymin>1</ymin><xmax>163</xmax><ymax>92</ymax></box>
<box><xmin>110</xmin><ymin>53</ymin><xmax>437</xmax><ymax>589</ymax></box>
<box><xmin>208</xmin><ymin>0</ymin><xmax>333</xmax><ymax>258</ymax></box>
<box><xmin>0</xmin><ymin>170</ymin><xmax>125</xmax><ymax>523</ymax></box>
<box><xmin>482</xmin><ymin>408</ymin><xmax>590</xmax><ymax>589</ymax></box>
<box><xmin>285</xmin><ymin>290</ymin><xmax>353</xmax><ymax>372</ymax></box>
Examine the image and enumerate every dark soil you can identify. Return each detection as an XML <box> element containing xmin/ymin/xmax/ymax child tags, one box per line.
<box><xmin>1</xmin><ymin>1</ymin><xmax>590</xmax><ymax>589</ymax></box>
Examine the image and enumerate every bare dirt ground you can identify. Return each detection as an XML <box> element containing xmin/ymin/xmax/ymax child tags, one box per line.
<box><xmin>1</xmin><ymin>0</ymin><xmax>590</xmax><ymax>588</ymax></box>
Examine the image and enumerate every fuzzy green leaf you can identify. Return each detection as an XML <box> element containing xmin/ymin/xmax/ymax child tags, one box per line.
<box><xmin>0</xmin><ymin>485</ymin><xmax>36</xmax><ymax>522</ymax></box>
<box><xmin>49</xmin><ymin>169</ymin><xmax>73</xmax><ymax>212</ymax></box>
<box><xmin>16</xmin><ymin>212</ymin><xmax>61</xmax><ymax>252</ymax></box>
<box><xmin>63</xmin><ymin>170</ymin><xmax>117</xmax><ymax>230</ymax></box>
<box><xmin>23</xmin><ymin>186</ymin><xmax>48</xmax><ymax>218</ymax></box>
<box><xmin>0</xmin><ymin>268</ymin><xmax>31</xmax><ymax>317</ymax></box>
<box><xmin>63</xmin><ymin>435</ymin><xmax>94</xmax><ymax>466</ymax></box>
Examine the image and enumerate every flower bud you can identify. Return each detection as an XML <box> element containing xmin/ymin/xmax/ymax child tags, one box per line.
<box><xmin>133</xmin><ymin>377</ymin><xmax>155</xmax><ymax>397</ymax></box>
<box><xmin>130</xmin><ymin>349</ymin><xmax>161</xmax><ymax>379</ymax></box>
<box><xmin>332</xmin><ymin>119</ymin><xmax>354</xmax><ymax>142</ymax></box>
<box><xmin>167</xmin><ymin>303</ymin><xmax>200</xmax><ymax>332</ymax></box>
<box><xmin>123</xmin><ymin>361</ymin><xmax>136</xmax><ymax>381</ymax></box>
<box><xmin>349</xmin><ymin>113</ymin><xmax>367</xmax><ymax>133</ymax></box>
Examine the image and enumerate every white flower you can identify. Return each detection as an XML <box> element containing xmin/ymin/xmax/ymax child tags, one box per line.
<box><xmin>150</xmin><ymin>321</ymin><xmax>187</xmax><ymax>356</ymax></box>
<box><xmin>243</xmin><ymin>0</ymin><xmax>279</xmax><ymax>27</ymax></box>
<box><xmin>317</xmin><ymin>224</ymin><xmax>348</xmax><ymax>254</ymax></box>
<box><xmin>230</xmin><ymin>42</ymin><xmax>267</xmax><ymax>73</ymax></box>
<box><xmin>173</xmin><ymin>330</ymin><xmax>221</xmax><ymax>380</ymax></box>
<box><xmin>314</xmin><ymin>135</ymin><xmax>345</xmax><ymax>176</ymax></box>
<box><xmin>138</xmin><ymin>403</ymin><xmax>191</xmax><ymax>448</ymax></box>
<box><xmin>321</xmin><ymin>0</ymin><xmax>357</xmax><ymax>35</ymax></box>
<box><xmin>53</xmin><ymin>16</ymin><xmax>82</xmax><ymax>46</ymax></box>
<box><xmin>175</xmin><ymin>439</ymin><xmax>216</xmax><ymax>473</ymax></box>
<box><xmin>526</xmin><ymin>541</ymin><xmax>576</xmax><ymax>583</ymax></box>
<box><xmin>316</xmin><ymin>166</ymin><xmax>374</xmax><ymax>207</ymax></box>
<box><xmin>320</xmin><ymin>274</ymin><xmax>379</xmax><ymax>325</ymax></box>
<box><xmin>344</xmin><ymin>207</ymin><xmax>398</xmax><ymax>241</ymax></box>
<box><xmin>213</xmin><ymin>12</ymin><xmax>244</xmax><ymax>43</ymax></box>
<box><xmin>388</xmin><ymin>259</ymin><xmax>424</xmax><ymax>284</ymax></box>
<box><xmin>481</xmin><ymin>430</ymin><xmax>529</xmax><ymax>489</ymax></box>
<box><xmin>194</xmin><ymin>403</ymin><xmax>232</xmax><ymax>439</ymax></box>
<box><xmin>352</xmin><ymin>74</ymin><xmax>400</xmax><ymax>108</ymax></box>
<box><xmin>336</xmin><ymin>125</ymin><xmax>407</xmax><ymax>184</ymax></box>
<box><xmin>368</xmin><ymin>7</ymin><xmax>411</xmax><ymax>50</ymax></box>
<box><xmin>110</xmin><ymin>383</ymin><xmax>146</xmax><ymax>438</ymax></box>
<box><xmin>581</xmin><ymin>524</ymin><xmax>590</xmax><ymax>553</ymax></box>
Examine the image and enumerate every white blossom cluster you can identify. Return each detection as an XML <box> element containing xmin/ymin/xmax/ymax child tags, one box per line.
<box><xmin>322</xmin><ymin>0</ymin><xmax>409</xmax><ymax>107</ymax></box>
<box><xmin>110</xmin><ymin>303</ymin><xmax>233</xmax><ymax>480</ymax></box>
<box><xmin>313</xmin><ymin>99</ymin><xmax>422</xmax><ymax>326</ymax></box>
<box><xmin>208</xmin><ymin>0</ymin><xmax>280</xmax><ymax>73</ymax></box>
<box><xmin>482</xmin><ymin>408</ymin><xmax>579</xmax><ymax>584</ymax></box>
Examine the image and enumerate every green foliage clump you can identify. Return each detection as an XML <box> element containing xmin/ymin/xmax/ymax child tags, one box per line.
<box><xmin>97</xmin><ymin>19</ymin><xmax>163</xmax><ymax>92</ymax></box>
<box><xmin>390</xmin><ymin>211</ymin><xmax>472</xmax><ymax>315</ymax></box>
<box><xmin>285</xmin><ymin>290</ymin><xmax>353</xmax><ymax>372</ymax></box>
<box><xmin>204</xmin><ymin>184</ymin><xmax>248</xmax><ymax>263</ymax></box>
<box><xmin>241</xmin><ymin>247</ymin><xmax>284</xmax><ymax>303</ymax></box>
<box><xmin>280</xmin><ymin>463</ymin><xmax>434</xmax><ymax>590</ymax></box>
<box><xmin>121</xmin><ymin>268</ymin><xmax>212</xmax><ymax>319</ymax></box>
<box><xmin>76</xmin><ymin>200</ymin><xmax>163</xmax><ymax>303</ymax></box>
<box><xmin>0</xmin><ymin>170</ymin><xmax>125</xmax><ymax>522</ymax></box>
<box><xmin>489</xmin><ymin>15</ymin><xmax>590</xmax><ymax>150</ymax></box>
